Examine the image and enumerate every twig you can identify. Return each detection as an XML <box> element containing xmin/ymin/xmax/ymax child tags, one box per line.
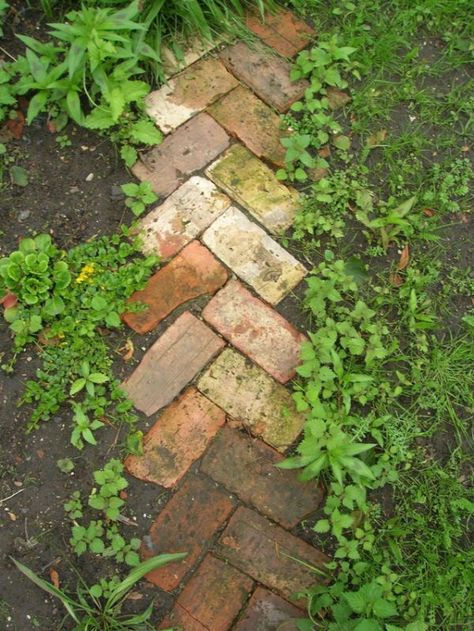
<box><xmin>0</xmin><ymin>45</ymin><xmax>17</xmax><ymax>62</ymax></box>
<box><xmin>0</xmin><ymin>488</ymin><xmax>25</xmax><ymax>504</ymax></box>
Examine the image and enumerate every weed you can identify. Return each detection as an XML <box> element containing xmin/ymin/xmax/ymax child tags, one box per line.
<box><xmin>121</xmin><ymin>181</ymin><xmax>158</xmax><ymax>217</ymax></box>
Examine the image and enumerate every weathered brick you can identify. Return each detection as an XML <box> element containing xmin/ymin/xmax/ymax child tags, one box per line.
<box><xmin>132</xmin><ymin>113</ymin><xmax>229</xmax><ymax>196</ymax></box>
<box><xmin>123</xmin><ymin>240</ymin><xmax>228</xmax><ymax>334</ymax></box>
<box><xmin>234</xmin><ymin>587</ymin><xmax>302</xmax><ymax>631</ymax></box>
<box><xmin>142</xmin><ymin>475</ymin><xmax>235</xmax><ymax>591</ymax></box>
<box><xmin>125</xmin><ymin>387</ymin><xmax>225</xmax><ymax>488</ymax></box>
<box><xmin>206</xmin><ymin>144</ymin><xmax>298</xmax><ymax>233</ymax></box>
<box><xmin>122</xmin><ymin>312</ymin><xmax>225</xmax><ymax>417</ymax></box>
<box><xmin>146</xmin><ymin>57</ymin><xmax>238</xmax><ymax>133</ymax></box>
<box><xmin>207</xmin><ymin>85</ymin><xmax>287</xmax><ymax>167</ymax></box>
<box><xmin>159</xmin><ymin>555</ymin><xmax>253</xmax><ymax>630</ymax></box>
<box><xmin>201</xmin><ymin>427</ymin><xmax>324</xmax><ymax>527</ymax></box>
<box><xmin>161</xmin><ymin>38</ymin><xmax>219</xmax><ymax>77</ymax></box>
<box><xmin>197</xmin><ymin>348</ymin><xmax>305</xmax><ymax>452</ymax></box>
<box><xmin>220</xmin><ymin>42</ymin><xmax>308</xmax><ymax>112</ymax></box>
<box><xmin>246</xmin><ymin>9</ymin><xmax>314</xmax><ymax>57</ymax></box>
<box><xmin>202</xmin><ymin>279</ymin><xmax>305</xmax><ymax>383</ymax></box>
<box><xmin>137</xmin><ymin>177</ymin><xmax>231</xmax><ymax>260</ymax></box>
<box><xmin>202</xmin><ymin>206</ymin><xmax>306</xmax><ymax>305</ymax></box>
<box><xmin>216</xmin><ymin>507</ymin><xmax>329</xmax><ymax>602</ymax></box>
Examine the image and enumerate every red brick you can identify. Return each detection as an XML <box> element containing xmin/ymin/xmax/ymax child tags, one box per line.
<box><xmin>220</xmin><ymin>42</ymin><xmax>308</xmax><ymax>113</ymax></box>
<box><xmin>146</xmin><ymin>57</ymin><xmax>238</xmax><ymax>133</ymax></box>
<box><xmin>216</xmin><ymin>507</ymin><xmax>329</xmax><ymax>604</ymax></box>
<box><xmin>142</xmin><ymin>475</ymin><xmax>235</xmax><ymax>591</ymax></box>
<box><xmin>201</xmin><ymin>427</ymin><xmax>324</xmax><ymax>528</ymax></box>
<box><xmin>207</xmin><ymin>85</ymin><xmax>287</xmax><ymax>167</ymax></box>
<box><xmin>234</xmin><ymin>586</ymin><xmax>301</xmax><ymax>631</ymax></box>
<box><xmin>132</xmin><ymin>113</ymin><xmax>229</xmax><ymax>196</ymax></box>
<box><xmin>246</xmin><ymin>9</ymin><xmax>314</xmax><ymax>57</ymax></box>
<box><xmin>159</xmin><ymin>555</ymin><xmax>253</xmax><ymax>630</ymax></box>
<box><xmin>122</xmin><ymin>312</ymin><xmax>225</xmax><ymax>417</ymax></box>
<box><xmin>123</xmin><ymin>240</ymin><xmax>228</xmax><ymax>334</ymax></box>
<box><xmin>125</xmin><ymin>387</ymin><xmax>225</xmax><ymax>488</ymax></box>
<box><xmin>203</xmin><ymin>279</ymin><xmax>306</xmax><ymax>383</ymax></box>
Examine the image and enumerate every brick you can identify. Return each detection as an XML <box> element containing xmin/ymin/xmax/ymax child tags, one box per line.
<box><xmin>220</xmin><ymin>42</ymin><xmax>308</xmax><ymax>112</ymax></box>
<box><xmin>207</xmin><ymin>85</ymin><xmax>287</xmax><ymax>167</ymax></box>
<box><xmin>234</xmin><ymin>587</ymin><xmax>301</xmax><ymax>631</ymax></box>
<box><xmin>132</xmin><ymin>113</ymin><xmax>229</xmax><ymax>197</ymax></box>
<box><xmin>159</xmin><ymin>555</ymin><xmax>253</xmax><ymax>630</ymax></box>
<box><xmin>137</xmin><ymin>177</ymin><xmax>231</xmax><ymax>259</ymax></box>
<box><xmin>201</xmin><ymin>207</ymin><xmax>306</xmax><ymax>305</ymax></box>
<box><xmin>122</xmin><ymin>312</ymin><xmax>224</xmax><ymax>417</ymax></box>
<box><xmin>142</xmin><ymin>475</ymin><xmax>235</xmax><ymax>591</ymax></box>
<box><xmin>123</xmin><ymin>240</ymin><xmax>228</xmax><ymax>334</ymax></box>
<box><xmin>197</xmin><ymin>348</ymin><xmax>305</xmax><ymax>452</ymax></box>
<box><xmin>216</xmin><ymin>507</ymin><xmax>329</xmax><ymax>602</ymax></box>
<box><xmin>162</xmin><ymin>38</ymin><xmax>219</xmax><ymax>77</ymax></box>
<box><xmin>146</xmin><ymin>57</ymin><xmax>238</xmax><ymax>133</ymax></box>
<box><xmin>206</xmin><ymin>144</ymin><xmax>298</xmax><ymax>233</ymax></box>
<box><xmin>202</xmin><ymin>279</ymin><xmax>305</xmax><ymax>383</ymax></box>
<box><xmin>201</xmin><ymin>427</ymin><xmax>324</xmax><ymax>528</ymax></box>
<box><xmin>125</xmin><ymin>387</ymin><xmax>225</xmax><ymax>488</ymax></box>
<box><xmin>246</xmin><ymin>9</ymin><xmax>314</xmax><ymax>57</ymax></box>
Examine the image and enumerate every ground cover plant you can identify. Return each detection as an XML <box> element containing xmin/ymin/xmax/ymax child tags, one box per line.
<box><xmin>277</xmin><ymin>1</ymin><xmax>473</xmax><ymax>629</ymax></box>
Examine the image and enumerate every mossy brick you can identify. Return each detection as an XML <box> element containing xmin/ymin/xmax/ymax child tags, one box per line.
<box><xmin>202</xmin><ymin>279</ymin><xmax>306</xmax><ymax>383</ymax></box>
<box><xmin>123</xmin><ymin>240</ymin><xmax>228</xmax><ymax>334</ymax></box>
<box><xmin>220</xmin><ymin>42</ymin><xmax>308</xmax><ymax>112</ymax></box>
<box><xmin>207</xmin><ymin>85</ymin><xmax>288</xmax><ymax>167</ymax></box>
<box><xmin>122</xmin><ymin>311</ymin><xmax>224</xmax><ymax>416</ymax></box>
<box><xmin>246</xmin><ymin>8</ymin><xmax>315</xmax><ymax>57</ymax></box>
<box><xmin>197</xmin><ymin>348</ymin><xmax>305</xmax><ymax>452</ymax></box>
<box><xmin>146</xmin><ymin>57</ymin><xmax>238</xmax><ymax>133</ymax></box>
<box><xmin>233</xmin><ymin>586</ymin><xmax>302</xmax><ymax>631</ymax></box>
<box><xmin>206</xmin><ymin>144</ymin><xmax>299</xmax><ymax>233</ymax></box>
<box><xmin>137</xmin><ymin>176</ymin><xmax>231</xmax><ymax>260</ymax></box>
<box><xmin>132</xmin><ymin>113</ymin><xmax>229</xmax><ymax>196</ymax></box>
<box><xmin>201</xmin><ymin>426</ymin><xmax>324</xmax><ymax>527</ymax></box>
<box><xmin>142</xmin><ymin>475</ymin><xmax>235</xmax><ymax>591</ymax></box>
<box><xmin>158</xmin><ymin>555</ymin><xmax>253</xmax><ymax>630</ymax></box>
<box><xmin>215</xmin><ymin>506</ymin><xmax>330</xmax><ymax>603</ymax></box>
<box><xmin>201</xmin><ymin>206</ymin><xmax>306</xmax><ymax>304</ymax></box>
<box><xmin>125</xmin><ymin>387</ymin><xmax>225</xmax><ymax>488</ymax></box>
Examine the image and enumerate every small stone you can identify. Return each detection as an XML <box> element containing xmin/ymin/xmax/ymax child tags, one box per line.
<box><xmin>85</xmin><ymin>173</ymin><xmax>94</xmax><ymax>182</ymax></box>
<box><xmin>17</xmin><ymin>210</ymin><xmax>30</xmax><ymax>221</ymax></box>
<box><xmin>197</xmin><ymin>348</ymin><xmax>305</xmax><ymax>452</ymax></box>
<box><xmin>110</xmin><ymin>184</ymin><xmax>124</xmax><ymax>201</ymax></box>
<box><xmin>202</xmin><ymin>206</ymin><xmax>306</xmax><ymax>304</ymax></box>
<box><xmin>206</xmin><ymin>144</ymin><xmax>299</xmax><ymax>233</ymax></box>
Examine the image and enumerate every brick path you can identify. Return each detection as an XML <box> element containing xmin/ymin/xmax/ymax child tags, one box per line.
<box><xmin>124</xmin><ymin>10</ymin><xmax>330</xmax><ymax>629</ymax></box>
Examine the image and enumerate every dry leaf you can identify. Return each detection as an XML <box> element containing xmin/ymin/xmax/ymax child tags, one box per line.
<box><xmin>6</xmin><ymin>111</ymin><xmax>25</xmax><ymax>140</ymax></box>
<box><xmin>460</xmin><ymin>213</ymin><xmax>469</xmax><ymax>224</ymax></box>
<box><xmin>461</xmin><ymin>145</ymin><xmax>470</xmax><ymax>153</ymax></box>
<box><xmin>49</xmin><ymin>568</ymin><xmax>60</xmax><ymax>589</ymax></box>
<box><xmin>1</xmin><ymin>292</ymin><xmax>18</xmax><ymax>309</ymax></box>
<box><xmin>126</xmin><ymin>591</ymin><xmax>143</xmax><ymax>601</ymax></box>
<box><xmin>318</xmin><ymin>145</ymin><xmax>331</xmax><ymax>159</ymax></box>
<box><xmin>389</xmin><ymin>273</ymin><xmax>403</xmax><ymax>287</ymax></box>
<box><xmin>119</xmin><ymin>339</ymin><xmax>135</xmax><ymax>361</ymax></box>
<box><xmin>326</xmin><ymin>87</ymin><xmax>351</xmax><ymax>110</ymax></box>
<box><xmin>397</xmin><ymin>245</ymin><xmax>410</xmax><ymax>271</ymax></box>
<box><xmin>47</xmin><ymin>120</ymin><xmax>57</xmax><ymax>134</ymax></box>
<box><xmin>423</xmin><ymin>208</ymin><xmax>435</xmax><ymax>217</ymax></box>
<box><xmin>8</xmin><ymin>512</ymin><xmax>17</xmax><ymax>521</ymax></box>
<box><xmin>367</xmin><ymin>129</ymin><xmax>387</xmax><ymax>147</ymax></box>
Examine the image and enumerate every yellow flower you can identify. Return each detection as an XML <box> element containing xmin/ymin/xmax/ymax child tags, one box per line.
<box><xmin>76</xmin><ymin>263</ymin><xmax>95</xmax><ymax>284</ymax></box>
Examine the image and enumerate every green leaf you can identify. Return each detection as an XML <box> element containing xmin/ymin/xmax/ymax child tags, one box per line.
<box><xmin>372</xmin><ymin>598</ymin><xmax>398</xmax><ymax>619</ymax></box>
<box><xmin>70</xmin><ymin>378</ymin><xmax>86</xmax><ymax>395</ymax></box>
<box><xmin>88</xmin><ymin>372</ymin><xmax>109</xmax><ymax>384</ymax></box>
<box><xmin>105</xmin><ymin>311</ymin><xmax>121</xmax><ymax>328</ymax></box>
<box><xmin>57</xmin><ymin>458</ymin><xmax>75</xmax><ymax>473</ymax></box>
<box><xmin>82</xmin><ymin>428</ymin><xmax>97</xmax><ymax>445</ymax></box>
<box><xmin>10</xmin><ymin>166</ymin><xmax>29</xmax><ymax>187</ymax></box>
<box><xmin>89</xmin><ymin>538</ymin><xmax>105</xmax><ymax>554</ymax></box>
<box><xmin>333</xmin><ymin>135</ymin><xmax>351</xmax><ymax>151</ymax></box>
<box><xmin>91</xmin><ymin>295</ymin><xmax>107</xmax><ymax>311</ymax></box>
<box><xmin>129</xmin><ymin>119</ymin><xmax>163</xmax><ymax>145</ymax></box>
<box><xmin>120</xmin><ymin>144</ymin><xmax>137</xmax><ymax>167</ymax></box>
<box><xmin>353</xmin><ymin>620</ymin><xmax>383</xmax><ymax>631</ymax></box>
<box><xmin>314</xmin><ymin>519</ymin><xmax>330</xmax><ymax>533</ymax></box>
<box><xmin>26</xmin><ymin>92</ymin><xmax>48</xmax><ymax>125</ymax></box>
<box><xmin>343</xmin><ymin>590</ymin><xmax>366</xmax><ymax>614</ymax></box>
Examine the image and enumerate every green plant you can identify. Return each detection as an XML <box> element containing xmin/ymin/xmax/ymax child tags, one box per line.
<box><xmin>71</xmin><ymin>520</ymin><xmax>106</xmax><ymax>556</ymax></box>
<box><xmin>65</xmin><ymin>491</ymin><xmax>83</xmax><ymax>520</ymax></box>
<box><xmin>88</xmin><ymin>459</ymin><xmax>128</xmax><ymax>520</ymax></box>
<box><xmin>121</xmin><ymin>180</ymin><xmax>158</xmax><ymax>217</ymax></box>
<box><xmin>56</xmin><ymin>133</ymin><xmax>72</xmax><ymax>148</ymax></box>
<box><xmin>12</xmin><ymin>554</ymin><xmax>187</xmax><ymax>631</ymax></box>
<box><xmin>421</xmin><ymin>158</ymin><xmax>473</xmax><ymax>214</ymax></box>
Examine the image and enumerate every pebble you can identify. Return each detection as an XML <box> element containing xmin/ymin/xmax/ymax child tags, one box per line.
<box><xmin>85</xmin><ymin>173</ymin><xmax>94</xmax><ymax>182</ymax></box>
<box><xmin>17</xmin><ymin>210</ymin><xmax>30</xmax><ymax>221</ymax></box>
<box><xmin>110</xmin><ymin>184</ymin><xmax>125</xmax><ymax>201</ymax></box>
